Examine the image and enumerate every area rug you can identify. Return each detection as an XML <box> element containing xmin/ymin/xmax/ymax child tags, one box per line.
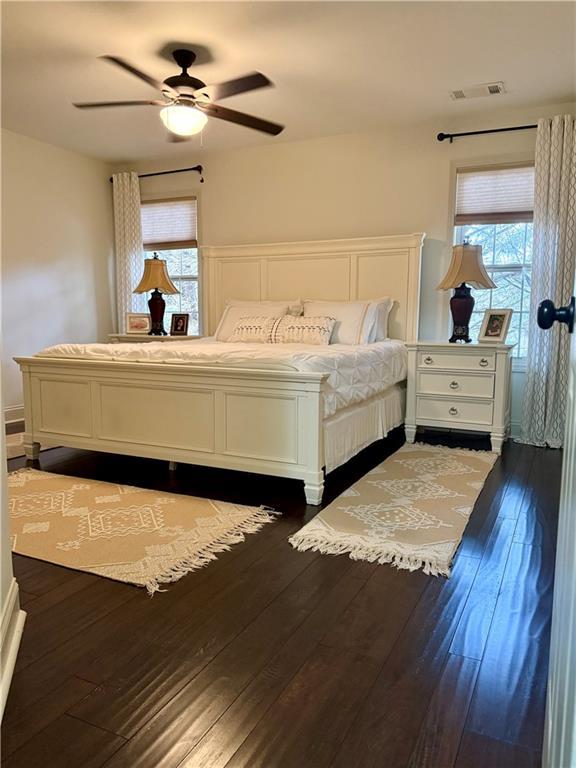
<box><xmin>289</xmin><ymin>443</ymin><xmax>497</xmax><ymax>577</ymax></box>
<box><xmin>8</xmin><ymin>468</ymin><xmax>277</xmax><ymax>594</ymax></box>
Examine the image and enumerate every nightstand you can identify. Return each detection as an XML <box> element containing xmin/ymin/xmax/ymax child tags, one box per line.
<box><xmin>109</xmin><ymin>334</ymin><xmax>201</xmax><ymax>343</ymax></box>
<box><xmin>405</xmin><ymin>342</ymin><xmax>513</xmax><ymax>453</ymax></box>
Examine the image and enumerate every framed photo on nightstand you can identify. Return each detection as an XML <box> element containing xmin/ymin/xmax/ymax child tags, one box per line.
<box><xmin>478</xmin><ymin>309</ymin><xmax>513</xmax><ymax>343</ymax></box>
<box><xmin>125</xmin><ymin>313</ymin><xmax>151</xmax><ymax>334</ymax></box>
<box><xmin>170</xmin><ymin>314</ymin><xmax>189</xmax><ymax>336</ymax></box>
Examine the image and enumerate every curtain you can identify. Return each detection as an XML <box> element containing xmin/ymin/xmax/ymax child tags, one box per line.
<box><xmin>520</xmin><ymin>115</ymin><xmax>576</xmax><ymax>447</ymax></box>
<box><xmin>111</xmin><ymin>172</ymin><xmax>145</xmax><ymax>331</ymax></box>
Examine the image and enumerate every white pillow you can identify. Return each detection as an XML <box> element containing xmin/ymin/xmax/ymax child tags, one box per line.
<box><xmin>368</xmin><ymin>297</ymin><xmax>394</xmax><ymax>342</ymax></box>
<box><xmin>215</xmin><ymin>303</ymin><xmax>289</xmax><ymax>341</ymax></box>
<box><xmin>303</xmin><ymin>300</ymin><xmax>373</xmax><ymax>344</ymax></box>
<box><xmin>229</xmin><ymin>315</ymin><xmax>336</xmax><ymax>345</ymax></box>
<box><xmin>224</xmin><ymin>298</ymin><xmax>303</xmax><ymax>316</ymax></box>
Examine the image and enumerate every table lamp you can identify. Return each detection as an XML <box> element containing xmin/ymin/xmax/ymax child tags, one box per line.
<box><xmin>437</xmin><ymin>242</ymin><xmax>496</xmax><ymax>343</ymax></box>
<box><xmin>133</xmin><ymin>253</ymin><xmax>179</xmax><ymax>336</ymax></box>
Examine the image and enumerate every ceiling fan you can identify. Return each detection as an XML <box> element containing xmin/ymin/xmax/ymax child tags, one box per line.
<box><xmin>74</xmin><ymin>49</ymin><xmax>284</xmax><ymax>139</ymax></box>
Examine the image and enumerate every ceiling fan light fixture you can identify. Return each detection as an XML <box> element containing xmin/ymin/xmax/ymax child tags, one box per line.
<box><xmin>159</xmin><ymin>103</ymin><xmax>207</xmax><ymax>136</ymax></box>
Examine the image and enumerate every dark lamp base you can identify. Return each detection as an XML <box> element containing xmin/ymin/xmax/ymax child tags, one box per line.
<box><xmin>449</xmin><ymin>283</ymin><xmax>474</xmax><ymax>344</ymax></box>
<box><xmin>148</xmin><ymin>289</ymin><xmax>168</xmax><ymax>336</ymax></box>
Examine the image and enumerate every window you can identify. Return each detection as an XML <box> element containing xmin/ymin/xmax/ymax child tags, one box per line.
<box><xmin>453</xmin><ymin>165</ymin><xmax>534</xmax><ymax>357</ymax></box>
<box><xmin>140</xmin><ymin>198</ymin><xmax>200</xmax><ymax>334</ymax></box>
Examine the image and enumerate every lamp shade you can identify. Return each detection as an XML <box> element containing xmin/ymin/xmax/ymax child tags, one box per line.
<box><xmin>437</xmin><ymin>243</ymin><xmax>496</xmax><ymax>290</ymax></box>
<box><xmin>133</xmin><ymin>257</ymin><xmax>179</xmax><ymax>295</ymax></box>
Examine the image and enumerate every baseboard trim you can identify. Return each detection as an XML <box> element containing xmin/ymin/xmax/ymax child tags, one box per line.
<box><xmin>1</xmin><ymin>578</ymin><xmax>26</xmax><ymax>720</ymax></box>
<box><xmin>510</xmin><ymin>421</ymin><xmax>521</xmax><ymax>439</ymax></box>
<box><xmin>4</xmin><ymin>405</ymin><xmax>24</xmax><ymax>425</ymax></box>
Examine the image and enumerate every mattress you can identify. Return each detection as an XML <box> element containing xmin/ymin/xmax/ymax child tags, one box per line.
<box><xmin>37</xmin><ymin>338</ymin><xmax>407</xmax><ymax>419</ymax></box>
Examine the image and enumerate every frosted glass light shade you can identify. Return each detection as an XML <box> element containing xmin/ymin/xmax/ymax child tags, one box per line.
<box><xmin>159</xmin><ymin>104</ymin><xmax>207</xmax><ymax>136</ymax></box>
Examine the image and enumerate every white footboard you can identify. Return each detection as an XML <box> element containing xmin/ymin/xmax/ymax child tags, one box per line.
<box><xmin>16</xmin><ymin>357</ymin><xmax>328</xmax><ymax>504</ymax></box>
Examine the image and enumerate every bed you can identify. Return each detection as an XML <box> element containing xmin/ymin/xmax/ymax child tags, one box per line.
<box><xmin>16</xmin><ymin>233</ymin><xmax>424</xmax><ymax>504</ymax></box>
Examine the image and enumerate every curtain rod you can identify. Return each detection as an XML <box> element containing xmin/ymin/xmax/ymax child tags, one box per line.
<box><xmin>109</xmin><ymin>164</ymin><xmax>204</xmax><ymax>183</ymax></box>
<box><xmin>437</xmin><ymin>124</ymin><xmax>537</xmax><ymax>143</ymax></box>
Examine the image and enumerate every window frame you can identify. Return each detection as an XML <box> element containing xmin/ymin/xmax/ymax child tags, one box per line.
<box><xmin>449</xmin><ymin>159</ymin><xmax>534</xmax><ymax>370</ymax></box>
<box><xmin>140</xmin><ymin>195</ymin><xmax>202</xmax><ymax>335</ymax></box>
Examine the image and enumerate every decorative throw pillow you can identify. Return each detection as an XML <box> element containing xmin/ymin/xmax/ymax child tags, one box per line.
<box><xmin>214</xmin><ymin>303</ymin><xmax>289</xmax><ymax>341</ymax></box>
<box><xmin>229</xmin><ymin>315</ymin><xmax>336</xmax><ymax>345</ymax></box>
<box><xmin>302</xmin><ymin>300</ymin><xmax>373</xmax><ymax>344</ymax></box>
<box><xmin>228</xmin><ymin>316</ymin><xmax>279</xmax><ymax>343</ymax></box>
<box><xmin>272</xmin><ymin>315</ymin><xmax>336</xmax><ymax>345</ymax></box>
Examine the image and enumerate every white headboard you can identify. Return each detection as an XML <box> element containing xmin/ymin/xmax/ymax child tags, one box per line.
<box><xmin>202</xmin><ymin>233</ymin><xmax>425</xmax><ymax>341</ymax></box>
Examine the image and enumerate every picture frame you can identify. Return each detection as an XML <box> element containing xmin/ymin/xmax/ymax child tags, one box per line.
<box><xmin>125</xmin><ymin>313</ymin><xmax>151</xmax><ymax>335</ymax></box>
<box><xmin>170</xmin><ymin>313</ymin><xmax>189</xmax><ymax>336</ymax></box>
<box><xmin>478</xmin><ymin>309</ymin><xmax>513</xmax><ymax>343</ymax></box>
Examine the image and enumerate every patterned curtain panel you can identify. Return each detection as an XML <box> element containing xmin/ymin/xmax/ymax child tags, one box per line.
<box><xmin>111</xmin><ymin>172</ymin><xmax>145</xmax><ymax>332</ymax></box>
<box><xmin>520</xmin><ymin>115</ymin><xmax>576</xmax><ymax>447</ymax></box>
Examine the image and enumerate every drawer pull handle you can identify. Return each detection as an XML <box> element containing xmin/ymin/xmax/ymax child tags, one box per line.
<box><xmin>449</xmin><ymin>407</ymin><xmax>458</xmax><ymax>416</ymax></box>
<box><xmin>449</xmin><ymin>380</ymin><xmax>459</xmax><ymax>390</ymax></box>
<box><xmin>479</xmin><ymin>358</ymin><xmax>489</xmax><ymax>367</ymax></box>
<box><xmin>424</xmin><ymin>356</ymin><xmax>434</xmax><ymax>365</ymax></box>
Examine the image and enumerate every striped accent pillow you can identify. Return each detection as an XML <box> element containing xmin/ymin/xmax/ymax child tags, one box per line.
<box><xmin>228</xmin><ymin>316</ymin><xmax>278</xmax><ymax>343</ymax></box>
<box><xmin>229</xmin><ymin>315</ymin><xmax>336</xmax><ymax>345</ymax></box>
<box><xmin>271</xmin><ymin>315</ymin><xmax>336</xmax><ymax>344</ymax></box>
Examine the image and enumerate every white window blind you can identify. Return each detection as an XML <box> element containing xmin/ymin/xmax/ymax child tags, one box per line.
<box><xmin>455</xmin><ymin>165</ymin><xmax>534</xmax><ymax>225</ymax></box>
<box><xmin>141</xmin><ymin>197</ymin><xmax>197</xmax><ymax>249</ymax></box>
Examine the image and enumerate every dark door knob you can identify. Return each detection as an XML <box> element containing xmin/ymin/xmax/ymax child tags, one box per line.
<box><xmin>537</xmin><ymin>297</ymin><xmax>575</xmax><ymax>333</ymax></box>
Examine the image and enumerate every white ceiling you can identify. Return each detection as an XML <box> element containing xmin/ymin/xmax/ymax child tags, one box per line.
<box><xmin>2</xmin><ymin>2</ymin><xmax>575</xmax><ymax>163</ymax></box>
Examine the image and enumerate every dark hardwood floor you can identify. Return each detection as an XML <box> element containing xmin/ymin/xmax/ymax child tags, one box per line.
<box><xmin>2</xmin><ymin>429</ymin><xmax>561</xmax><ymax>768</ymax></box>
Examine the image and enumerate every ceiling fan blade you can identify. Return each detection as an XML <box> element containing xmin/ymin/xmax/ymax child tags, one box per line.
<box><xmin>100</xmin><ymin>55</ymin><xmax>178</xmax><ymax>98</ymax></box>
<box><xmin>74</xmin><ymin>100</ymin><xmax>166</xmax><ymax>109</ymax></box>
<box><xmin>198</xmin><ymin>72</ymin><xmax>272</xmax><ymax>102</ymax></box>
<box><xmin>196</xmin><ymin>102</ymin><xmax>284</xmax><ymax>135</ymax></box>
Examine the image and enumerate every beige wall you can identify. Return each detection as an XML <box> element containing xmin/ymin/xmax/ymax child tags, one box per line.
<box><xmin>1</xmin><ymin>130</ymin><xmax>115</xmax><ymax>414</ymax></box>
<box><xmin>126</xmin><ymin>101</ymin><xmax>574</xmax><ymax>434</ymax></box>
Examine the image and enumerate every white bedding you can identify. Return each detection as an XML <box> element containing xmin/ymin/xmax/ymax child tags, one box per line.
<box><xmin>37</xmin><ymin>338</ymin><xmax>407</xmax><ymax>419</ymax></box>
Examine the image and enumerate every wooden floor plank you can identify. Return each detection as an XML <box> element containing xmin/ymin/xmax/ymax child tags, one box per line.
<box><xmin>3</xmin><ymin>714</ymin><xmax>126</xmax><ymax>768</ymax></box>
<box><xmin>464</xmin><ymin>541</ymin><xmax>555</xmax><ymax>751</ymax></box>
<box><xmin>225</xmin><ymin>645</ymin><xmax>381</xmax><ymax>768</ymax></box>
<box><xmin>182</xmin><ymin>573</ymin><xmax>369</xmax><ymax>768</ymax></box>
<box><xmin>1</xmin><ymin>676</ymin><xmax>96</xmax><ymax>759</ymax></box>
<box><xmin>330</xmin><ymin>555</ymin><xmax>480</xmax><ymax>768</ymax></box>
<box><xmin>455</xmin><ymin>730</ymin><xmax>541</xmax><ymax>768</ymax></box>
<box><xmin>406</xmin><ymin>654</ymin><xmax>480</xmax><ymax>768</ymax></box>
<box><xmin>450</xmin><ymin>516</ymin><xmax>516</xmax><ymax>659</ymax></box>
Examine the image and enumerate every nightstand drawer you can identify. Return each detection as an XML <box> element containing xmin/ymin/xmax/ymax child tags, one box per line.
<box><xmin>418</xmin><ymin>350</ymin><xmax>496</xmax><ymax>371</ymax></box>
<box><xmin>416</xmin><ymin>397</ymin><xmax>494</xmax><ymax>426</ymax></box>
<box><xmin>417</xmin><ymin>371</ymin><xmax>495</xmax><ymax>399</ymax></box>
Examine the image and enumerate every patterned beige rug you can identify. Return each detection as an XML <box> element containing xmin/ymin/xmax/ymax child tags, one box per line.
<box><xmin>8</xmin><ymin>468</ymin><xmax>277</xmax><ymax>594</ymax></box>
<box><xmin>289</xmin><ymin>443</ymin><xmax>497</xmax><ymax>577</ymax></box>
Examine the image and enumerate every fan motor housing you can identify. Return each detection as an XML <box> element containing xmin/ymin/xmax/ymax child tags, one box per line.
<box><xmin>163</xmin><ymin>73</ymin><xmax>206</xmax><ymax>94</ymax></box>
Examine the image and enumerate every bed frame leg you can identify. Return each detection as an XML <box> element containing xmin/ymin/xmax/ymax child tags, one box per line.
<box><xmin>168</xmin><ymin>461</ymin><xmax>177</xmax><ymax>472</ymax></box>
<box><xmin>405</xmin><ymin>425</ymin><xmax>417</xmax><ymax>443</ymax></box>
<box><xmin>24</xmin><ymin>438</ymin><xmax>41</xmax><ymax>460</ymax></box>
<box><xmin>304</xmin><ymin>479</ymin><xmax>324</xmax><ymax>506</ymax></box>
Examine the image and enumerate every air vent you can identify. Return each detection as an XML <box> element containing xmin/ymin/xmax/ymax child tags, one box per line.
<box><xmin>450</xmin><ymin>82</ymin><xmax>506</xmax><ymax>100</ymax></box>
